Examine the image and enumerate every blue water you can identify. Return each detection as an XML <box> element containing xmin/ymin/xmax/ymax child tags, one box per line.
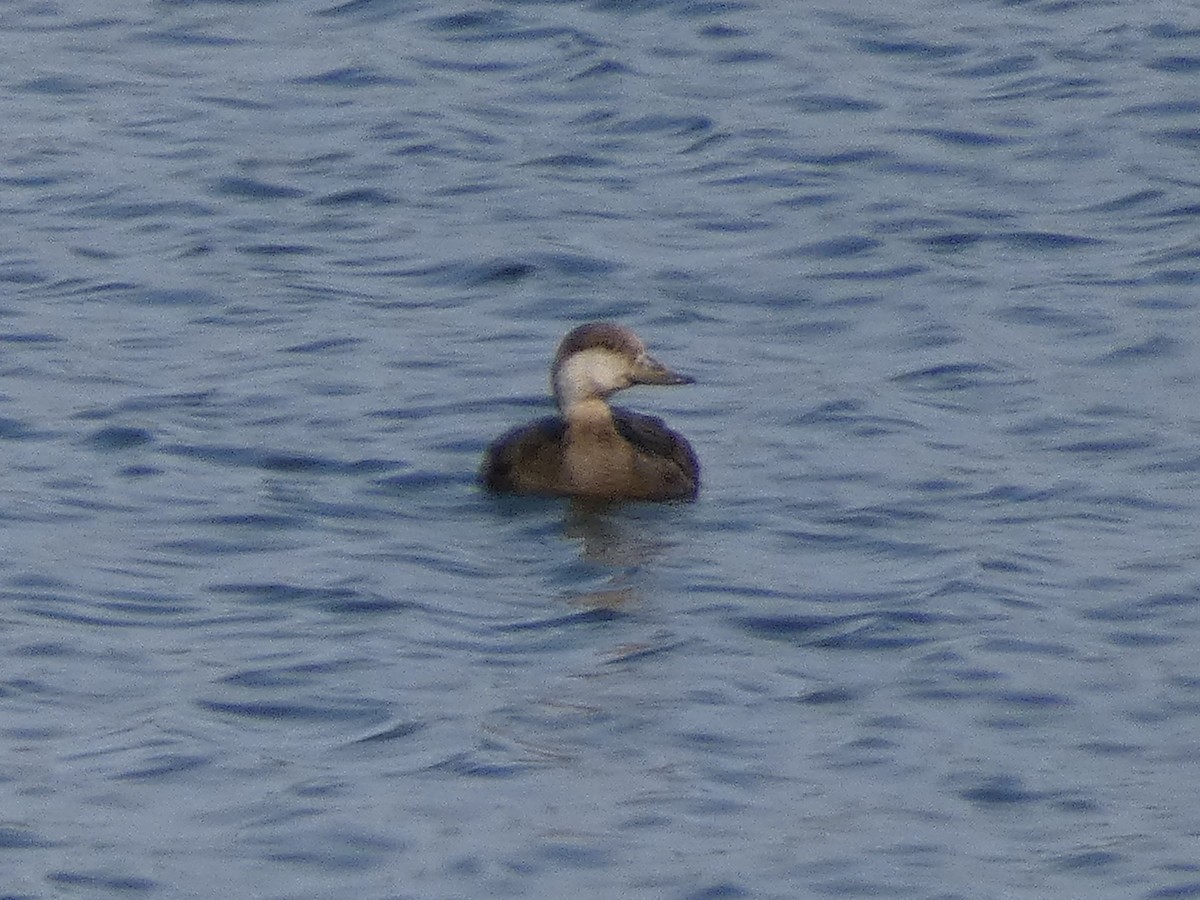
<box><xmin>3</xmin><ymin>1</ymin><xmax>1200</xmax><ymax>897</ymax></box>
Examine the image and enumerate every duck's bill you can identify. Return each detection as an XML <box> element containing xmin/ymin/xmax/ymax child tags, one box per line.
<box><xmin>634</xmin><ymin>355</ymin><xmax>695</xmax><ymax>386</ymax></box>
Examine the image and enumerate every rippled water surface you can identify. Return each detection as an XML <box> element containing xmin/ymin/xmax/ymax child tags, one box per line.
<box><xmin>3</xmin><ymin>1</ymin><xmax>1200</xmax><ymax>897</ymax></box>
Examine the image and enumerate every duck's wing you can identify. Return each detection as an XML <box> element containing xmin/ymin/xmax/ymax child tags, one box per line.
<box><xmin>480</xmin><ymin>416</ymin><xmax>567</xmax><ymax>494</ymax></box>
<box><xmin>612</xmin><ymin>407</ymin><xmax>701</xmax><ymax>500</ymax></box>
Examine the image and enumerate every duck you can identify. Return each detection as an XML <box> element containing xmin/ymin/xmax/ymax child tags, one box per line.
<box><xmin>481</xmin><ymin>322</ymin><xmax>700</xmax><ymax>502</ymax></box>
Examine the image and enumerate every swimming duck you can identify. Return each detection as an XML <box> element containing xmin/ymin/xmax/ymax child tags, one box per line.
<box><xmin>481</xmin><ymin>322</ymin><xmax>700</xmax><ymax>501</ymax></box>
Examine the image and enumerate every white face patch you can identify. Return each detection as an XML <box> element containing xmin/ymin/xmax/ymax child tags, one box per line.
<box><xmin>554</xmin><ymin>348</ymin><xmax>630</xmax><ymax>409</ymax></box>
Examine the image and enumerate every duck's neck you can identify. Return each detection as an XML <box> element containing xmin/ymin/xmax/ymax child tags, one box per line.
<box><xmin>563</xmin><ymin>398</ymin><xmax>616</xmax><ymax>434</ymax></box>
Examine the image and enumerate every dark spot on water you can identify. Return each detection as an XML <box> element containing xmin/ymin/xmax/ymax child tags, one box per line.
<box><xmin>239</xmin><ymin>242</ymin><xmax>313</xmax><ymax>256</ymax></box>
<box><xmin>679</xmin><ymin>730</ymin><xmax>739</xmax><ymax>753</ymax></box>
<box><xmin>196</xmin><ymin>699</ymin><xmax>387</xmax><ymax>724</ymax></box>
<box><xmin>212</xmin><ymin>176</ymin><xmax>306</xmax><ymax>200</ymax></box>
<box><xmin>957</xmin><ymin>774</ymin><xmax>1039</xmax><ymax>806</ymax></box>
<box><xmin>321</xmin><ymin>594</ymin><xmax>415</xmax><ymax>615</ymax></box>
<box><xmin>1054</xmin><ymin>795</ymin><xmax>1099</xmax><ymax>813</ymax></box>
<box><xmin>499</xmin><ymin>608</ymin><xmax>624</xmax><ymax>631</ymax></box>
<box><xmin>922</xmin><ymin>231</ymin><xmax>985</xmax><ymax>250</ymax></box>
<box><xmin>353</xmin><ymin>721</ymin><xmax>426</xmax><ymax>744</ymax></box>
<box><xmin>0</xmin><ymin>173</ymin><xmax>64</xmax><ymax>188</ymax></box>
<box><xmin>1055</xmin><ymin>437</ymin><xmax>1155</xmax><ymax>454</ymax></box>
<box><xmin>977</xmin><ymin>483</ymin><xmax>1064</xmax><ymax>503</ymax></box>
<box><xmin>132</xmin><ymin>287</ymin><xmax>220</xmax><ymax>307</ymax></box>
<box><xmin>848</xmin><ymin>735</ymin><xmax>895</xmax><ymax>752</ymax></box>
<box><xmin>797</xmin><ymin>235</ymin><xmax>880</xmax><ymax>259</ymax></box>
<box><xmin>18</xmin><ymin>75</ymin><xmax>92</xmax><ymax>95</ymax></box>
<box><xmin>165</xmin><ymin>443</ymin><xmax>346</xmax><ymax>474</ymax></box>
<box><xmin>571</xmin><ymin>59</ymin><xmax>631</xmax><ymax>79</ymax></box>
<box><xmin>1056</xmin><ymin>849</ymin><xmax>1121</xmax><ymax>870</ymax></box>
<box><xmin>716</xmin><ymin>49</ymin><xmax>776</xmax><ymax>64</ymax></box>
<box><xmin>949</xmin><ymin>666</ymin><xmax>1004</xmax><ymax>684</ymax></box>
<box><xmin>610</xmin><ymin>113</ymin><xmax>716</xmax><ymax>136</ymax></box>
<box><xmin>208</xmin><ymin>582</ymin><xmax>360</xmax><ymax>606</ymax></box>
<box><xmin>1147</xmin><ymin>23</ymin><xmax>1200</xmax><ymax>39</ymax></box>
<box><xmin>1146</xmin><ymin>882</ymin><xmax>1200</xmax><ymax>898</ymax></box>
<box><xmin>445</xmin><ymin>855</ymin><xmax>484</xmax><ymax>876</ymax></box>
<box><xmin>892</xmin><ymin>362</ymin><xmax>1001</xmax><ymax>390</ymax></box>
<box><xmin>1078</xmin><ymin>740</ymin><xmax>1140</xmax><ymax>756</ymax></box>
<box><xmin>795</xmin><ymin>687</ymin><xmax>859</xmax><ymax>706</ymax></box>
<box><xmin>801</xmin><ymin>148</ymin><xmax>888</xmax><ymax>167</ymax></box>
<box><xmin>737</xmin><ymin>611</ymin><xmax>937</xmax><ymax>651</ymax></box>
<box><xmin>1147</xmin><ymin>56</ymin><xmax>1200</xmax><ymax>73</ymax></box>
<box><xmin>523</xmin><ymin>152</ymin><xmax>612</xmax><ymax>169</ymax></box>
<box><xmin>428</xmin><ymin>752</ymin><xmax>529</xmax><ymax>779</ymax></box>
<box><xmin>116</xmin><ymin>754</ymin><xmax>208</xmax><ymax>781</ymax></box>
<box><xmin>1147</xmin><ymin>591</ymin><xmax>1200</xmax><ymax>609</ymax></box>
<box><xmin>1079</xmin><ymin>187</ymin><xmax>1165</xmax><ymax>212</ymax></box>
<box><xmin>0</xmin><ymin>267</ymin><xmax>44</xmax><ymax>284</ymax></box>
<box><xmin>311</xmin><ymin>188</ymin><xmax>394</xmax><ymax>207</ymax></box>
<box><xmin>426</xmin><ymin>10</ymin><xmax>509</xmax><ymax>31</ymax></box>
<box><xmin>264</xmin><ymin>828</ymin><xmax>402</xmax><ymax>870</ymax></box>
<box><xmin>221</xmin><ymin>668</ymin><xmax>307</xmax><ymax>689</ymax></box>
<box><xmin>1093</xmin><ymin>334</ymin><xmax>1179</xmax><ymax>364</ymax></box>
<box><xmin>47</xmin><ymin>871</ymin><xmax>156</xmax><ymax>893</ymax></box>
<box><xmin>316</xmin><ymin>0</ymin><xmax>403</xmax><ymax>19</ymax></box>
<box><xmin>786</xmin><ymin>93</ymin><xmax>881</xmax><ymax>113</ymax></box>
<box><xmin>698</xmin><ymin>24</ymin><xmax>747</xmax><ymax>39</ymax></box>
<box><xmin>997</xmin><ymin>690</ymin><xmax>1071</xmax><ymax>708</ymax></box>
<box><xmin>695</xmin><ymin>216</ymin><xmax>772</xmax><ymax>234</ymax></box>
<box><xmin>995</xmin><ymin>230</ymin><xmax>1103</xmax><ymax>249</ymax></box>
<box><xmin>1106</xmin><ymin>631</ymin><xmax>1176</xmax><ymax>648</ymax></box>
<box><xmin>1156</xmin><ymin>127</ymin><xmax>1200</xmax><ymax>148</ymax></box>
<box><xmin>435</xmin><ymin>180</ymin><xmax>502</xmax><ymax>198</ymax></box>
<box><xmin>372</xmin><ymin>470</ymin><xmax>454</xmax><ymax>492</ymax></box>
<box><xmin>952</xmin><ymin>53</ymin><xmax>1037</xmax><ymax>78</ymax></box>
<box><xmin>0</xmin><ymin>331</ymin><xmax>62</xmax><ymax>343</ymax></box>
<box><xmin>86</xmin><ymin>425</ymin><xmax>154</xmax><ymax>451</ymax></box>
<box><xmin>283</xmin><ymin>336</ymin><xmax>363</xmax><ymax>354</ymax></box>
<box><xmin>683</xmin><ymin>884</ymin><xmax>750</xmax><ymax>900</ymax></box>
<box><xmin>540</xmin><ymin>842</ymin><xmax>612</xmax><ymax>869</ymax></box>
<box><xmin>0</xmin><ymin>824</ymin><xmax>52</xmax><ymax>849</ymax></box>
<box><xmin>0</xmin><ymin>417</ymin><xmax>40</xmax><ymax>440</ymax></box>
<box><xmin>908</xmin><ymin>127</ymin><xmax>1016</xmax><ymax>147</ymax></box>
<box><xmin>978</xmin><ymin>637</ymin><xmax>1072</xmax><ymax>656</ymax></box>
<box><xmin>14</xmin><ymin>641</ymin><xmax>72</xmax><ymax>659</ymax></box>
<box><xmin>292</xmin><ymin>779</ymin><xmax>345</xmax><ymax>798</ymax></box>
<box><xmin>203</xmin><ymin>513</ymin><xmax>299</xmax><ymax>529</ymax></box>
<box><xmin>735</xmin><ymin>614</ymin><xmax>854</xmax><ymax>642</ymax></box>
<box><xmin>473</xmin><ymin>259</ymin><xmax>539</xmax><ymax>284</ymax></box>
<box><xmin>857</xmin><ymin>38</ymin><xmax>968</xmax><ymax>59</ymax></box>
<box><xmin>295</xmin><ymin>66</ymin><xmax>406</xmax><ymax>87</ymax></box>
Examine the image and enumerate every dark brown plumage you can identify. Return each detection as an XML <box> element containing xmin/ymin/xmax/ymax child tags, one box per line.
<box><xmin>481</xmin><ymin>407</ymin><xmax>700</xmax><ymax>501</ymax></box>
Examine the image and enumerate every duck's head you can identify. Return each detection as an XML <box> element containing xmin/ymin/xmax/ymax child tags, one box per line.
<box><xmin>551</xmin><ymin>322</ymin><xmax>694</xmax><ymax>410</ymax></box>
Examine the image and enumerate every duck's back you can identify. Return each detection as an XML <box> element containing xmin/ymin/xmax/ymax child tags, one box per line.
<box><xmin>480</xmin><ymin>416</ymin><xmax>567</xmax><ymax>496</ymax></box>
<box><xmin>611</xmin><ymin>408</ymin><xmax>699</xmax><ymax>501</ymax></box>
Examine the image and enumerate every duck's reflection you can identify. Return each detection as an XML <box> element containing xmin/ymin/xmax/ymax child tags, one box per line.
<box><xmin>559</xmin><ymin>500</ymin><xmax>679</xmax><ymax>610</ymax></box>
<box><xmin>566</xmin><ymin>586</ymin><xmax>637</xmax><ymax>612</ymax></box>
<box><xmin>563</xmin><ymin>499</ymin><xmax>672</xmax><ymax>566</ymax></box>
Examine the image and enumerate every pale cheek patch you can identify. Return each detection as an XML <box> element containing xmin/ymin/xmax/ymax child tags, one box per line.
<box><xmin>555</xmin><ymin>350</ymin><xmax>628</xmax><ymax>407</ymax></box>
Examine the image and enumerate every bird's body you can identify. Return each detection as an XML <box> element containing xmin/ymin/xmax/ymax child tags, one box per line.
<box><xmin>481</xmin><ymin>323</ymin><xmax>699</xmax><ymax>502</ymax></box>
